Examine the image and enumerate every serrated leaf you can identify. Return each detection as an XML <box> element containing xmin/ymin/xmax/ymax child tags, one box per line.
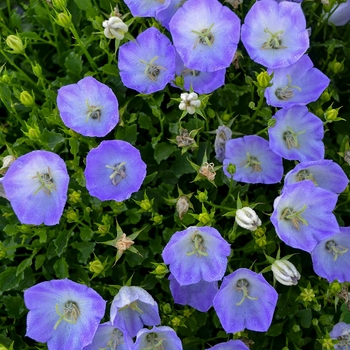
<box><xmin>16</xmin><ymin>257</ymin><xmax>32</xmax><ymax>276</ymax></box>
<box><xmin>53</xmin><ymin>257</ymin><xmax>69</xmax><ymax>278</ymax></box>
<box><xmin>54</xmin><ymin>230</ymin><xmax>72</xmax><ymax>257</ymax></box>
<box><xmin>0</xmin><ymin>267</ymin><xmax>24</xmax><ymax>294</ymax></box>
<box><xmin>154</xmin><ymin>143</ymin><xmax>177</xmax><ymax>164</ymax></box>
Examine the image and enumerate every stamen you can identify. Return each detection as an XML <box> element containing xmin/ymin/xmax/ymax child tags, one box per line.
<box><xmin>54</xmin><ymin>301</ymin><xmax>80</xmax><ymax>330</ymax></box>
<box><xmin>106</xmin><ymin>328</ymin><xmax>124</xmax><ymax>349</ymax></box>
<box><xmin>105</xmin><ymin>162</ymin><xmax>127</xmax><ymax>186</ymax></box>
<box><xmin>240</xmin><ymin>152</ymin><xmax>262</xmax><ymax>172</ymax></box>
<box><xmin>326</xmin><ymin>240</ymin><xmax>348</xmax><ymax>261</ymax></box>
<box><xmin>283</xmin><ymin>127</ymin><xmax>305</xmax><ymax>150</ymax></box>
<box><xmin>140</xmin><ymin>56</ymin><xmax>166</xmax><ymax>81</ymax></box>
<box><xmin>144</xmin><ymin>333</ymin><xmax>165</xmax><ymax>350</ymax></box>
<box><xmin>261</xmin><ymin>28</ymin><xmax>286</xmax><ymax>50</ymax></box>
<box><xmin>119</xmin><ymin>300</ymin><xmax>144</xmax><ymax>313</ymax></box>
<box><xmin>296</xmin><ymin>169</ymin><xmax>318</xmax><ymax>186</ymax></box>
<box><xmin>186</xmin><ymin>232</ymin><xmax>208</xmax><ymax>257</ymax></box>
<box><xmin>275</xmin><ymin>74</ymin><xmax>301</xmax><ymax>101</ymax></box>
<box><xmin>235</xmin><ymin>279</ymin><xmax>258</xmax><ymax>306</ymax></box>
<box><xmin>192</xmin><ymin>23</ymin><xmax>215</xmax><ymax>49</ymax></box>
<box><xmin>280</xmin><ymin>205</ymin><xmax>308</xmax><ymax>230</ymax></box>
<box><xmin>33</xmin><ymin>167</ymin><xmax>56</xmax><ymax>195</ymax></box>
<box><xmin>86</xmin><ymin>101</ymin><xmax>102</xmax><ymax>122</ymax></box>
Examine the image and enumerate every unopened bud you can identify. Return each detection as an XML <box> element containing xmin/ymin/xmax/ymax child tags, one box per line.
<box><xmin>321</xmin><ymin>91</ymin><xmax>330</xmax><ymax>103</ymax></box>
<box><xmin>197</xmin><ymin>191</ymin><xmax>208</xmax><ymax>202</ymax></box>
<box><xmin>198</xmin><ymin>212</ymin><xmax>210</xmax><ymax>225</ymax></box>
<box><xmin>140</xmin><ymin>199</ymin><xmax>152</xmax><ymax>211</ymax></box>
<box><xmin>152</xmin><ymin>214</ymin><xmax>163</xmax><ymax>225</ymax></box>
<box><xmin>325</xmin><ymin>108</ymin><xmax>338</xmax><ymax>121</ymax></box>
<box><xmin>27</xmin><ymin>126</ymin><xmax>41</xmax><ymax>140</ymax></box>
<box><xmin>1</xmin><ymin>74</ymin><xmax>10</xmax><ymax>84</ymax></box>
<box><xmin>89</xmin><ymin>259</ymin><xmax>104</xmax><ymax>274</ymax></box>
<box><xmin>256</xmin><ymin>71</ymin><xmax>271</xmax><ymax>88</ymax></box>
<box><xmin>226</xmin><ymin>163</ymin><xmax>236</xmax><ymax>175</ymax></box>
<box><xmin>102</xmin><ymin>16</ymin><xmax>128</xmax><ymax>40</ymax></box>
<box><xmin>271</xmin><ymin>259</ymin><xmax>300</xmax><ymax>286</ymax></box>
<box><xmin>68</xmin><ymin>190</ymin><xmax>81</xmax><ymax>204</ymax></box>
<box><xmin>56</xmin><ymin>11</ymin><xmax>72</xmax><ymax>28</ymax></box>
<box><xmin>32</xmin><ymin>63</ymin><xmax>42</xmax><ymax>78</ymax></box>
<box><xmin>6</xmin><ymin>35</ymin><xmax>25</xmax><ymax>54</ymax></box>
<box><xmin>235</xmin><ymin>207</ymin><xmax>261</xmax><ymax>231</ymax></box>
<box><xmin>66</xmin><ymin>209</ymin><xmax>79</xmax><ymax>222</ymax></box>
<box><xmin>268</xmin><ymin>118</ymin><xmax>276</xmax><ymax>128</ymax></box>
<box><xmin>331</xmin><ymin>61</ymin><xmax>344</xmax><ymax>74</ymax></box>
<box><xmin>20</xmin><ymin>91</ymin><xmax>35</xmax><ymax>107</ymax></box>
<box><xmin>176</xmin><ymin>196</ymin><xmax>189</xmax><ymax>220</ymax></box>
<box><xmin>52</xmin><ymin>0</ymin><xmax>67</xmax><ymax>10</ymax></box>
<box><xmin>292</xmin><ymin>324</ymin><xmax>300</xmax><ymax>332</ymax></box>
<box><xmin>155</xmin><ymin>264</ymin><xmax>168</xmax><ymax>276</ymax></box>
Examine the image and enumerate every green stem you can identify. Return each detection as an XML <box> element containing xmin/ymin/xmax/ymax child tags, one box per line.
<box><xmin>250</xmin><ymin>91</ymin><xmax>265</xmax><ymax>123</ymax></box>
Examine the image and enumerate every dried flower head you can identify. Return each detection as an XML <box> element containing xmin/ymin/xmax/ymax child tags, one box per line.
<box><xmin>115</xmin><ymin>233</ymin><xmax>135</xmax><ymax>252</ymax></box>
<box><xmin>176</xmin><ymin>128</ymin><xmax>195</xmax><ymax>148</ymax></box>
<box><xmin>199</xmin><ymin>162</ymin><xmax>216</xmax><ymax>181</ymax></box>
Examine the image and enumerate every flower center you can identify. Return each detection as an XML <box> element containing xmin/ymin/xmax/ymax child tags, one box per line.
<box><xmin>144</xmin><ymin>333</ymin><xmax>165</xmax><ymax>350</ymax></box>
<box><xmin>105</xmin><ymin>162</ymin><xmax>126</xmax><ymax>186</ymax></box>
<box><xmin>296</xmin><ymin>169</ymin><xmax>318</xmax><ymax>186</ymax></box>
<box><xmin>325</xmin><ymin>240</ymin><xmax>348</xmax><ymax>261</ymax></box>
<box><xmin>33</xmin><ymin>167</ymin><xmax>56</xmax><ymax>195</ymax></box>
<box><xmin>140</xmin><ymin>56</ymin><xmax>166</xmax><ymax>81</ymax></box>
<box><xmin>283</xmin><ymin>127</ymin><xmax>305</xmax><ymax>149</ymax></box>
<box><xmin>54</xmin><ymin>301</ymin><xmax>80</xmax><ymax>330</ymax></box>
<box><xmin>235</xmin><ymin>279</ymin><xmax>258</xmax><ymax>306</ymax></box>
<box><xmin>119</xmin><ymin>300</ymin><xmax>143</xmax><ymax>314</ymax></box>
<box><xmin>280</xmin><ymin>205</ymin><xmax>308</xmax><ymax>230</ymax></box>
<box><xmin>86</xmin><ymin>101</ymin><xmax>102</xmax><ymax>122</ymax></box>
<box><xmin>192</xmin><ymin>23</ymin><xmax>215</xmax><ymax>49</ymax></box>
<box><xmin>275</xmin><ymin>74</ymin><xmax>301</xmax><ymax>101</ymax></box>
<box><xmin>241</xmin><ymin>152</ymin><xmax>262</xmax><ymax>172</ymax></box>
<box><xmin>186</xmin><ymin>232</ymin><xmax>208</xmax><ymax>257</ymax></box>
<box><xmin>106</xmin><ymin>328</ymin><xmax>124</xmax><ymax>349</ymax></box>
<box><xmin>181</xmin><ymin>68</ymin><xmax>201</xmax><ymax>77</ymax></box>
<box><xmin>261</xmin><ymin>28</ymin><xmax>286</xmax><ymax>50</ymax></box>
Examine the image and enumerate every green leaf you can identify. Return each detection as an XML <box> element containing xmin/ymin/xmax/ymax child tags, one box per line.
<box><xmin>115</xmin><ymin>124</ymin><xmax>138</xmax><ymax>144</ymax></box>
<box><xmin>297</xmin><ymin>309</ymin><xmax>312</xmax><ymax>328</ymax></box>
<box><xmin>266</xmin><ymin>322</ymin><xmax>284</xmax><ymax>337</ymax></box>
<box><xmin>41</xmin><ymin>129</ymin><xmax>65</xmax><ymax>151</ymax></box>
<box><xmin>154</xmin><ymin>143</ymin><xmax>177</xmax><ymax>164</ymax></box>
<box><xmin>71</xmin><ymin>242</ymin><xmax>95</xmax><ymax>263</ymax></box>
<box><xmin>35</xmin><ymin>254</ymin><xmax>46</xmax><ymax>271</ymax></box>
<box><xmin>54</xmin><ymin>230</ymin><xmax>72</xmax><ymax>257</ymax></box>
<box><xmin>16</xmin><ymin>257</ymin><xmax>33</xmax><ymax>276</ymax></box>
<box><xmin>53</xmin><ymin>257</ymin><xmax>69</xmax><ymax>278</ymax></box>
<box><xmin>3</xmin><ymin>294</ymin><xmax>26</xmax><ymax>319</ymax></box>
<box><xmin>0</xmin><ymin>267</ymin><xmax>24</xmax><ymax>294</ymax></box>
<box><xmin>99</xmin><ymin>63</ymin><xmax>119</xmax><ymax>76</ymax></box>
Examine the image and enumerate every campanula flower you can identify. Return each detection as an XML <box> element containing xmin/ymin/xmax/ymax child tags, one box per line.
<box><xmin>311</xmin><ymin>227</ymin><xmax>350</xmax><ymax>283</ymax></box>
<box><xmin>169</xmin><ymin>274</ymin><xmax>218</xmax><ymax>312</ymax></box>
<box><xmin>84</xmin><ymin>140</ymin><xmax>146</xmax><ymax>202</ymax></box>
<box><xmin>110</xmin><ymin>286</ymin><xmax>161</xmax><ymax>337</ymax></box>
<box><xmin>241</xmin><ymin>0</ymin><xmax>309</xmax><ymax>69</ymax></box>
<box><xmin>124</xmin><ymin>0</ymin><xmax>170</xmax><ymax>17</ymax></box>
<box><xmin>268</xmin><ymin>105</ymin><xmax>324</xmax><ymax>162</ymax></box>
<box><xmin>271</xmin><ymin>181</ymin><xmax>339</xmax><ymax>252</ymax></box>
<box><xmin>156</xmin><ymin>0</ymin><xmax>186</xmax><ymax>30</ymax></box>
<box><xmin>162</xmin><ymin>226</ymin><xmax>231</xmax><ymax>285</ymax></box>
<box><xmin>179</xmin><ymin>92</ymin><xmax>201</xmax><ymax>114</ymax></box>
<box><xmin>2</xmin><ymin>150</ymin><xmax>69</xmax><ymax>225</ymax></box>
<box><xmin>24</xmin><ymin>279</ymin><xmax>106</xmax><ymax>350</ymax></box>
<box><xmin>284</xmin><ymin>159</ymin><xmax>349</xmax><ymax>194</ymax></box>
<box><xmin>271</xmin><ymin>259</ymin><xmax>300</xmax><ymax>286</ymax></box>
<box><xmin>118</xmin><ymin>27</ymin><xmax>176</xmax><ymax>94</ymax></box>
<box><xmin>223</xmin><ymin>135</ymin><xmax>283</xmax><ymax>184</ymax></box>
<box><xmin>330</xmin><ymin>322</ymin><xmax>350</xmax><ymax>349</ymax></box>
<box><xmin>102</xmin><ymin>17</ymin><xmax>128</xmax><ymax>40</ymax></box>
<box><xmin>328</xmin><ymin>1</ymin><xmax>350</xmax><ymax>26</ymax></box>
<box><xmin>265</xmin><ymin>55</ymin><xmax>330</xmax><ymax>108</ymax></box>
<box><xmin>57</xmin><ymin>76</ymin><xmax>119</xmax><ymax>137</ymax></box>
<box><xmin>169</xmin><ymin>0</ymin><xmax>240</xmax><ymax>72</ymax></box>
<box><xmin>205</xmin><ymin>340</ymin><xmax>249</xmax><ymax>350</ymax></box>
<box><xmin>235</xmin><ymin>207</ymin><xmax>262</xmax><ymax>231</ymax></box>
<box><xmin>213</xmin><ymin>268</ymin><xmax>278</xmax><ymax>333</ymax></box>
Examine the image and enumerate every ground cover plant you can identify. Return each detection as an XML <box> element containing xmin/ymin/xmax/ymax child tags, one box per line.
<box><xmin>0</xmin><ymin>0</ymin><xmax>350</xmax><ymax>349</ymax></box>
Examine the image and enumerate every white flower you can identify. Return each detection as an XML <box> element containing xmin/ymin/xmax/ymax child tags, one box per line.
<box><xmin>235</xmin><ymin>207</ymin><xmax>262</xmax><ymax>231</ymax></box>
<box><xmin>271</xmin><ymin>259</ymin><xmax>301</xmax><ymax>286</ymax></box>
<box><xmin>179</xmin><ymin>92</ymin><xmax>201</xmax><ymax>115</ymax></box>
<box><xmin>102</xmin><ymin>17</ymin><xmax>128</xmax><ymax>40</ymax></box>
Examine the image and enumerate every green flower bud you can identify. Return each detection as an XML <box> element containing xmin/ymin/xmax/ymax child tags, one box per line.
<box><xmin>221</xmin><ymin>114</ymin><xmax>231</xmax><ymax>122</ymax></box>
<box><xmin>171</xmin><ymin>317</ymin><xmax>181</xmax><ymax>327</ymax></box>
<box><xmin>312</xmin><ymin>318</ymin><xmax>318</xmax><ymax>326</ymax></box>
<box><xmin>32</xmin><ymin>63</ymin><xmax>42</xmax><ymax>78</ymax></box>
<box><xmin>257</xmin><ymin>71</ymin><xmax>271</xmax><ymax>88</ymax></box>
<box><xmin>52</xmin><ymin>0</ymin><xmax>67</xmax><ymax>10</ymax></box>
<box><xmin>27</xmin><ymin>126</ymin><xmax>41</xmax><ymax>140</ymax></box>
<box><xmin>331</xmin><ymin>61</ymin><xmax>344</xmax><ymax>74</ymax></box>
<box><xmin>155</xmin><ymin>264</ymin><xmax>168</xmax><ymax>276</ymax></box>
<box><xmin>330</xmin><ymin>281</ymin><xmax>341</xmax><ymax>293</ymax></box>
<box><xmin>1</xmin><ymin>74</ymin><xmax>10</xmax><ymax>84</ymax></box>
<box><xmin>89</xmin><ymin>259</ymin><xmax>104</xmax><ymax>274</ymax></box>
<box><xmin>325</xmin><ymin>108</ymin><xmax>338</xmax><ymax>121</ymax></box>
<box><xmin>226</xmin><ymin>163</ymin><xmax>236</xmax><ymax>175</ymax></box>
<box><xmin>268</xmin><ymin>118</ymin><xmax>276</xmax><ymax>128</ymax></box>
<box><xmin>97</xmin><ymin>225</ymin><xmax>109</xmax><ymax>235</ymax></box>
<box><xmin>161</xmin><ymin>303</ymin><xmax>172</xmax><ymax>314</ymax></box>
<box><xmin>66</xmin><ymin>209</ymin><xmax>79</xmax><ymax>222</ymax></box>
<box><xmin>55</xmin><ymin>11</ymin><xmax>72</xmax><ymax>28</ymax></box>
<box><xmin>255</xmin><ymin>236</ymin><xmax>266</xmax><ymax>247</ymax></box>
<box><xmin>20</xmin><ymin>91</ymin><xmax>35</xmax><ymax>107</ymax></box>
<box><xmin>197</xmin><ymin>191</ymin><xmax>208</xmax><ymax>202</ymax></box>
<box><xmin>152</xmin><ymin>214</ymin><xmax>163</xmax><ymax>225</ymax></box>
<box><xmin>315</xmin><ymin>108</ymin><xmax>324</xmax><ymax>118</ymax></box>
<box><xmin>140</xmin><ymin>199</ymin><xmax>152</xmax><ymax>211</ymax></box>
<box><xmin>68</xmin><ymin>190</ymin><xmax>81</xmax><ymax>204</ymax></box>
<box><xmin>198</xmin><ymin>212</ymin><xmax>210</xmax><ymax>225</ymax></box>
<box><xmin>6</xmin><ymin>35</ymin><xmax>25</xmax><ymax>54</ymax></box>
<box><xmin>292</xmin><ymin>324</ymin><xmax>300</xmax><ymax>332</ymax></box>
<box><xmin>321</xmin><ymin>91</ymin><xmax>330</xmax><ymax>103</ymax></box>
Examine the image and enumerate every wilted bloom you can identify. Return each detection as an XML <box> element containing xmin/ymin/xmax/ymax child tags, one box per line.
<box><xmin>284</xmin><ymin>159</ymin><xmax>349</xmax><ymax>194</ymax></box>
<box><xmin>328</xmin><ymin>1</ymin><xmax>350</xmax><ymax>26</ymax></box>
<box><xmin>84</xmin><ymin>140</ymin><xmax>146</xmax><ymax>202</ymax></box>
<box><xmin>271</xmin><ymin>259</ymin><xmax>300</xmax><ymax>286</ymax></box>
<box><xmin>169</xmin><ymin>0</ymin><xmax>240</xmax><ymax>72</ymax></box>
<box><xmin>3</xmin><ymin>151</ymin><xmax>69</xmax><ymax>226</ymax></box>
<box><xmin>118</xmin><ymin>27</ymin><xmax>176</xmax><ymax>94</ymax></box>
<box><xmin>311</xmin><ymin>227</ymin><xmax>350</xmax><ymax>283</ymax></box>
<box><xmin>214</xmin><ymin>125</ymin><xmax>232</xmax><ymax>162</ymax></box>
<box><xmin>102</xmin><ymin>16</ymin><xmax>128</xmax><ymax>40</ymax></box>
<box><xmin>83</xmin><ymin>322</ymin><xmax>132</xmax><ymax>350</ymax></box>
<box><xmin>162</xmin><ymin>226</ymin><xmax>231</xmax><ymax>285</ymax></box>
<box><xmin>236</xmin><ymin>207</ymin><xmax>262</xmax><ymax>231</ymax></box>
<box><xmin>176</xmin><ymin>195</ymin><xmax>190</xmax><ymax>219</ymax></box>
<box><xmin>24</xmin><ymin>279</ymin><xmax>106</xmax><ymax>350</ymax></box>
<box><xmin>205</xmin><ymin>340</ymin><xmax>249</xmax><ymax>350</ymax></box>
<box><xmin>223</xmin><ymin>135</ymin><xmax>283</xmax><ymax>184</ymax></box>
<box><xmin>0</xmin><ymin>155</ymin><xmax>16</xmax><ymax>173</ymax></box>
<box><xmin>265</xmin><ymin>55</ymin><xmax>330</xmax><ymax>108</ymax></box>
<box><xmin>271</xmin><ymin>181</ymin><xmax>339</xmax><ymax>252</ymax></box>
<box><xmin>179</xmin><ymin>92</ymin><xmax>201</xmax><ymax>114</ymax></box>
<box><xmin>169</xmin><ymin>274</ymin><xmax>218</xmax><ymax>312</ymax></box>
<box><xmin>156</xmin><ymin>0</ymin><xmax>187</xmax><ymax>30</ymax></box>
<box><xmin>241</xmin><ymin>0</ymin><xmax>309</xmax><ymax>69</ymax></box>
<box><xmin>133</xmin><ymin>326</ymin><xmax>183</xmax><ymax>350</ymax></box>
<box><xmin>330</xmin><ymin>322</ymin><xmax>350</xmax><ymax>349</ymax></box>
<box><xmin>213</xmin><ymin>268</ymin><xmax>278</xmax><ymax>333</ymax></box>
<box><xmin>124</xmin><ymin>0</ymin><xmax>170</xmax><ymax>17</ymax></box>
<box><xmin>57</xmin><ymin>76</ymin><xmax>119</xmax><ymax>137</ymax></box>
<box><xmin>110</xmin><ymin>286</ymin><xmax>161</xmax><ymax>337</ymax></box>
<box><xmin>268</xmin><ymin>105</ymin><xmax>324</xmax><ymax>162</ymax></box>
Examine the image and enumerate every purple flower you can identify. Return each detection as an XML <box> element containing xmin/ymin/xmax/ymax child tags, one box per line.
<box><xmin>241</xmin><ymin>0</ymin><xmax>309</xmax><ymax>69</ymax></box>
<box><xmin>268</xmin><ymin>105</ymin><xmax>324</xmax><ymax>162</ymax></box>
<box><xmin>84</xmin><ymin>140</ymin><xmax>146</xmax><ymax>202</ymax></box>
<box><xmin>223</xmin><ymin>135</ymin><xmax>283</xmax><ymax>184</ymax></box>
<box><xmin>172</xmin><ymin>52</ymin><xmax>226</xmax><ymax>94</ymax></box>
<box><xmin>124</xmin><ymin>0</ymin><xmax>171</xmax><ymax>17</ymax></box>
<box><xmin>311</xmin><ymin>227</ymin><xmax>350</xmax><ymax>283</ymax></box>
<box><xmin>133</xmin><ymin>326</ymin><xmax>183</xmax><ymax>350</ymax></box>
<box><xmin>110</xmin><ymin>286</ymin><xmax>161</xmax><ymax>338</ymax></box>
<box><xmin>24</xmin><ymin>279</ymin><xmax>106</xmax><ymax>350</ymax></box>
<box><xmin>2</xmin><ymin>150</ymin><xmax>69</xmax><ymax>226</ymax></box>
<box><xmin>265</xmin><ymin>55</ymin><xmax>330</xmax><ymax>108</ymax></box>
<box><xmin>284</xmin><ymin>159</ymin><xmax>349</xmax><ymax>194</ymax></box>
<box><xmin>215</xmin><ymin>125</ymin><xmax>233</xmax><ymax>162</ymax></box>
<box><xmin>271</xmin><ymin>181</ymin><xmax>339</xmax><ymax>252</ymax></box>
<box><xmin>330</xmin><ymin>322</ymin><xmax>350</xmax><ymax>349</ymax></box>
<box><xmin>118</xmin><ymin>27</ymin><xmax>176</xmax><ymax>94</ymax></box>
<box><xmin>205</xmin><ymin>340</ymin><xmax>249</xmax><ymax>350</ymax></box>
<box><xmin>156</xmin><ymin>0</ymin><xmax>186</xmax><ymax>30</ymax></box>
<box><xmin>213</xmin><ymin>268</ymin><xmax>278</xmax><ymax>333</ymax></box>
<box><xmin>169</xmin><ymin>0</ymin><xmax>240</xmax><ymax>72</ymax></box>
<box><xmin>162</xmin><ymin>226</ymin><xmax>231</xmax><ymax>286</ymax></box>
<box><xmin>57</xmin><ymin>76</ymin><xmax>119</xmax><ymax>137</ymax></box>
<box><xmin>328</xmin><ymin>1</ymin><xmax>350</xmax><ymax>26</ymax></box>
<box><xmin>169</xmin><ymin>274</ymin><xmax>218</xmax><ymax>312</ymax></box>
<box><xmin>83</xmin><ymin>322</ymin><xmax>133</xmax><ymax>350</ymax></box>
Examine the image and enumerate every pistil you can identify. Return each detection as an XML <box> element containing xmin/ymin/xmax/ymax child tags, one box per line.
<box><xmin>235</xmin><ymin>279</ymin><xmax>258</xmax><ymax>306</ymax></box>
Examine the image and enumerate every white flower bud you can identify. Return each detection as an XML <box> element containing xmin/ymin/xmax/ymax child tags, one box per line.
<box><xmin>102</xmin><ymin>17</ymin><xmax>128</xmax><ymax>40</ymax></box>
<box><xmin>271</xmin><ymin>260</ymin><xmax>301</xmax><ymax>286</ymax></box>
<box><xmin>235</xmin><ymin>207</ymin><xmax>261</xmax><ymax>231</ymax></box>
<box><xmin>179</xmin><ymin>92</ymin><xmax>201</xmax><ymax>115</ymax></box>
